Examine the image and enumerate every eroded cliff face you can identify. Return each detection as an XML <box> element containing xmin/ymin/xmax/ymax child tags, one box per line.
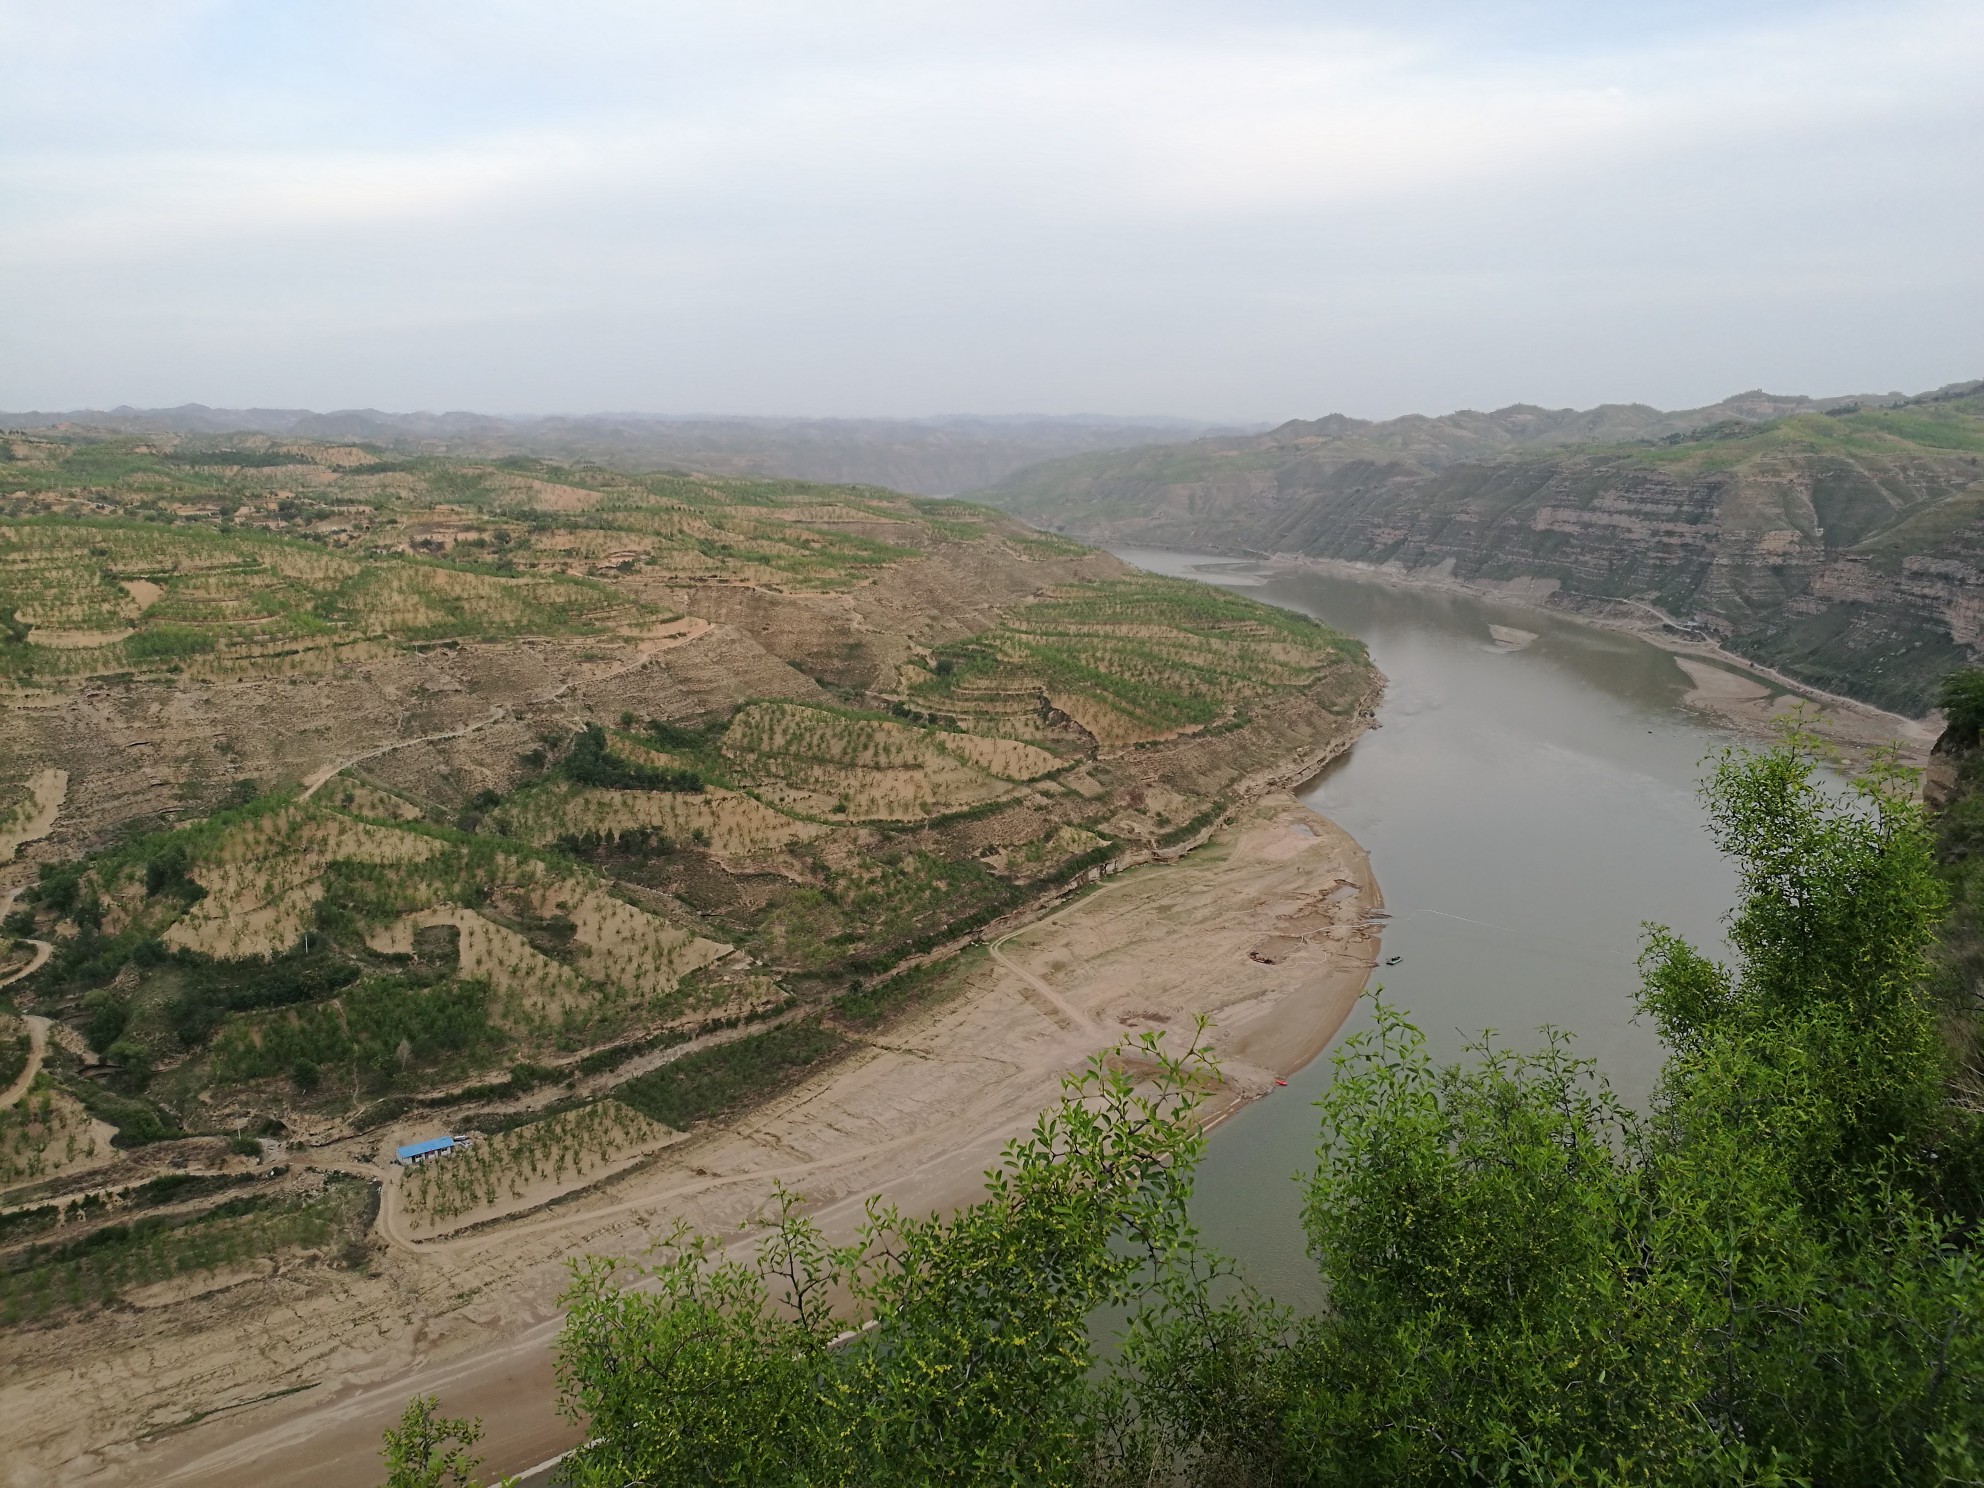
<box><xmin>978</xmin><ymin>388</ymin><xmax>1984</xmax><ymax>715</ymax></box>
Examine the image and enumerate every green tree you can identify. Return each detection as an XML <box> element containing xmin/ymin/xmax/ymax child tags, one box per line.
<box><xmin>379</xmin><ymin>1396</ymin><xmax>515</xmax><ymax>1488</ymax></box>
<box><xmin>1939</xmin><ymin>668</ymin><xmax>1984</xmax><ymax>748</ymax></box>
<box><xmin>1256</xmin><ymin>739</ymin><xmax>1982</xmax><ymax>1486</ymax></box>
<box><xmin>554</xmin><ymin>1030</ymin><xmax>1220</xmax><ymax>1487</ymax></box>
<box><xmin>381</xmin><ymin>738</ymin><xmax>1984</xmax><ymax>1486</ymax></box>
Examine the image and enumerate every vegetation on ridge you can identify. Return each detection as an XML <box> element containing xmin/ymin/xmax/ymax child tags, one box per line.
<box><xmin>973</xmin><ymin>382</ymin><xmax>1984</xmax><ymax>714</ymax></box>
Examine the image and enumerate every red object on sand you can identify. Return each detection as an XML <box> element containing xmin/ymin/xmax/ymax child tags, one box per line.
<box><xmin>1275</xmin><ymin>1078</ymin><xmax>1288</xmax><ymax>1087</ymax></box>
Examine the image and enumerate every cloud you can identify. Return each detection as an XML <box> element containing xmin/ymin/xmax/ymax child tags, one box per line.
<box><xmin>0</xmin><ymin>1</ymin><xmax>1978</xmax><ymax>416</ymax></box>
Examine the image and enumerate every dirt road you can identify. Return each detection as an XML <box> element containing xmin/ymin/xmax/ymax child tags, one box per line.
<box><xmin>1</xmin><ymin>880</ymin><xmax>55</xmax><ymax>1108</ymax></box>
<box><xmin>297</xmin><ymin>618</ymin><xmax>712</xmax><ymax>801</ymax></box>
<box><xmin>0</xmin><ymin>1016</ymin><xmax>49</xmax><ymax>1108</ymax></box>
<box><xmin>4</xmin><ymin>794</ymin><xmax>1380</xmax><ymax>1488</ymax></box>
<box><xmin>0</xmin><ymin>883</ymin><xmax>53</xmax><ymax>997</ymax></box>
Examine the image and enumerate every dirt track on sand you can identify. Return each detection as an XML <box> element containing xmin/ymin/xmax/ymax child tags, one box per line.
<box><xmin>1671</xmin><ymin>656</ymin><xmax>1935</xmax><ymax>767</ymax></box>
<box><xmin>0</xmin><ymin>793</ymin><xmax>1380</xmax><ymax>1488</ymax></box>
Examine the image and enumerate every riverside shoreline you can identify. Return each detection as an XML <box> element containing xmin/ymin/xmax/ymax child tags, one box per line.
<box><xmin>1207</xmin><ymin>550</ymin><xmax>1936</xmax><ymax>765</ymax></box>
<box><xmin>10</xmin><ymin>742</ymin><xmax>1385</xmax><ymax>1488</ymax></box>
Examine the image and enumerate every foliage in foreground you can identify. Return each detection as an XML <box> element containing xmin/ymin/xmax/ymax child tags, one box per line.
<box><xmin>381</xmin><ymin>1397</ymin><xmax>516</xmax><ymax>1488</ymax></box>
<box><xmin>385</xmin><ymin>739</ymin><xmax>1984</xmax><ymax>1486</ymax></box>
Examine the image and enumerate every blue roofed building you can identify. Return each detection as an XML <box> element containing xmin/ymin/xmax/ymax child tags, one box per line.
<box><xmin>395</xmin><ymin>1135</ymin><xmax>456</xmax><ymax>1163</ymax></box>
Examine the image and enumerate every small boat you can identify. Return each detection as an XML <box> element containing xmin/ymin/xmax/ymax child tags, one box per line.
<box><xmin>1274</xmin><ymin>1078</ymin><xmax>1288</xmax><ymax>1087</ymax></box>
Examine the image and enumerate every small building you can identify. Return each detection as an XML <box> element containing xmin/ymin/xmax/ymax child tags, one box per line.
<box><xmin>394</xmin><ymin>1136</ymin><xmax>456</xmax><ymax>1165</ymax></box>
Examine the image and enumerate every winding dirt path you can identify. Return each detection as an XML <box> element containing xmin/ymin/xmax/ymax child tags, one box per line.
<box><xmin>1</xmin><ymin>940</ymin><xmax>52</xmax><ymax>990</ymax></box>
<box><xmin>0</xmin><ymin>881</ymin><xmax>55</xmax><ymax>1014</ymax></box>
<box><xmin>985</xmin><ymin>885</ymin><xmax>1135</xmax><ymax>1032</ymax></box>
<box><xmin>299</xmin><ymin>707</ymin><xmax>510</xmax><ymax>800</ymax></box>
<box><xmin>297</xmin><ymin>618</ymin><xmax>714</xmax><ymax>801</ymax></box>
<box><xmin>986</xmin><ymin>939</ymin><xmax>1093</xmax><ymax>1031</ymax></box>
<box><xmin>12</xmin><ymin>795</ymin><xmax>1381</xmax><ymax>1488</ymax></box>
<box><xmin>1</xmin><ymin>1015</ymin><xmax>49</xmax><ymax>1107</ymax></box>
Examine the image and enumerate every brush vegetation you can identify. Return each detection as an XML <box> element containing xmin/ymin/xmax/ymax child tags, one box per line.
<box><xmin>975</xmin><ymin>382</ymin><xmax>1984</xmax><ymax>713</ymax></box>
<box><xmin>383</xmin><ymin>735</ymin><xmax>1984</xmax><ymax>1488</ymax></box>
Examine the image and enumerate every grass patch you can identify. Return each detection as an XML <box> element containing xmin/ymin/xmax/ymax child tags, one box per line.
<box><xmin>209</xmin><ymin>973</ymin><xmax>502</xmax><ymax>1089</ymax></box>
<box><xmin>833</xmin><ymin>950</ymin><xmax>979</xmax><ymax>1031</ymax></box>
<box><xmin>0</xmin><ymin>1177</ymin><xmax>370</xmax><ymax>1324</ymax></box>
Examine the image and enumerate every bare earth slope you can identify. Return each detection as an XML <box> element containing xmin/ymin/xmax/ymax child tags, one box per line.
<box><xmin>0</xmin><ymin>434</ymin><xmax>1380</xmax><ymax>1485</ymax></box>
<box><xmin>974</xmin><ymin>381</ymin><xmax>1984</xmax><ymax>715</ymax></box>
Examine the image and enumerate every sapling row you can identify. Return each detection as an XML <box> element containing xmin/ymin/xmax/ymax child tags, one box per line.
<box><xmin>398</xmin><ymin>1101</ymin><xmax>665</xmax><ymax>1225</ymax></box>
<box><xmin>0</xmin><ymin>1086</ymin><xmax>98</xmax><ymax>1185</ymax></box>
<box><xmin>0</xmin><ymin>1183</ymin><xmax>366</xmax><ymax>1324</ymax></box>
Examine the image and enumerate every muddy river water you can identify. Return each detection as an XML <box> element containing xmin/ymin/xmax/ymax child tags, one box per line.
<box><xmin>1115</xmin><ymin>550</ymin><xmax>1751</xmax><ymax>1310</ymax></box>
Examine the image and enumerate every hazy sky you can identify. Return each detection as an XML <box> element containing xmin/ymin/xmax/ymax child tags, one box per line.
<box><xmin>3</xmin><ymin>1</ymin><xmax>1979</xmax><ymax>421</ymax></box>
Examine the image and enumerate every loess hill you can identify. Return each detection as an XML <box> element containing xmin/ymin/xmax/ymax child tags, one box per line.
<box><xmin>0</xmin><ymin>430</ymin><xmax>1376</xmax><ymax>1324</ymax></box>
<box><xmin>974</xmin><ymin>380</ymin><xmax>1984</xmax><ymax>715</ymax></box>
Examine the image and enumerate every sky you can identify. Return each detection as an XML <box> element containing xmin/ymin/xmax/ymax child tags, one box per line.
<box><xmin>2</xmin><ymin>1</ymin><xmax>1980</xmax><ymax>422</ymax></box>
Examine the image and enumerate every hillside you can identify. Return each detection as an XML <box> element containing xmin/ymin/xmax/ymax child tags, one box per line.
<box><xmin>0</xmin><ymin>432</ymin><xmax>1376</xmax><ymax>1372</ymax></box>
<box><xmin>975</xmin><ymin>381</ymin><xmax>1984</xmax><ymax>714</ymax></box>
<box><xmin>0</xmin><ymin>408</ymin><xmax>1253</xmax><ymax>496</ymax></box>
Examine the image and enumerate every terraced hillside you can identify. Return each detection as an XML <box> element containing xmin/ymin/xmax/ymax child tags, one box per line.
<box><xmin>975</xmin><ymin>381</ymin><xmax>1984</xmax><ymax>714</ymax></box>
<box><xmin>0</xmin><ymin>430</ymin><xmax>1376</xmax><ymax>1337</ymax></box>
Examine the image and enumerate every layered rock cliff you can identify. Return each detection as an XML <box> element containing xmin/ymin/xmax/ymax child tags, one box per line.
<box><xmin>975</xmin><ymin>383</ymin><xmax>1984</xmax><ymax>715</ymax></box>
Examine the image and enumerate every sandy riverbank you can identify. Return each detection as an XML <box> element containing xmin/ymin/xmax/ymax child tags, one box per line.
<box><xmin>1</xmin><ymin>792</ymin><xmax>1380</xmax><ymax>1488</ymax></box>
<box><xmin>1252</xmin><ymin>554</ymin><xmax>1937</xmax><ymax>766</ymax></box>
<box><xmin>1666</xmin><ymin>655</ymin><xmax>1935</xmax><ymax>764</ymax></box>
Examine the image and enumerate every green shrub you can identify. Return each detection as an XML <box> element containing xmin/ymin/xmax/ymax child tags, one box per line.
<box><xmin>81</xmin><ymin>991</ymin><xmax>129</xmax><ymax>1054</ymax></box>
<box><xmin>563</xmin><ymin>725</ymin><xmax>703</xmax><ymax>793</ymax></box>
<box><xmin>1940</xmin><ymin>667</ymin><xmax>1984</xmax><ymax>746</ymax></box>
<box><xmin>212</xmin><ymin>976</ymin><xmax>498</xmax><ymax>1088</ymax></box>
<box><xmin>164</xmin><ymin>944</ymin><xmax>362</xmax><ymax>1049</ymax></box>
<box><xmin>65</xmin><ymin>1079</ymin><xmax>181</xmax><ymax>1147</ymax></box>
<box><xmin>833</xmin><ymin>956</ymin><xmax>969</xmax><ymax>1030</ymax></box>
<box><xmin>614</xmin><ymin>1021</ymin><xmax>843</xmax><ymax>1129</ymax></box>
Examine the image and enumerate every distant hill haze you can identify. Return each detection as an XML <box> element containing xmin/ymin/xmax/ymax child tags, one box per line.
<box><xmin>970</xmin><ymin>381</ymin><xmax>1984</xmax><ymax>715</ymax></box>
<box><xmin>0</xmin><ymin>406</ymin><xmax>1255</xmax><ymax>496</ymax></box>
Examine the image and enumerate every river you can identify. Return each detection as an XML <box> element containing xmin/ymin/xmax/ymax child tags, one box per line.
<box><xmin>1114</xmin><ymin>549</ymin><xmax>1748</xmax><ymax>1309</ymax></box>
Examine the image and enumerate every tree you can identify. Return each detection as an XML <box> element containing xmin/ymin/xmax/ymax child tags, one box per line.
<box><xmin>383</xmin><ymin>737</ymin><xmax>1984</xmax><ymax>1487</ymax></box>
<box><xmin>1939</xmin><ymin>669</ymin><xmax>1984</xmax><ymax>748</ymax></box>
<box><xmin>553</xmin><ymin>1030</ymin><xmax>1221</xmax><ymax>1487</ymax></box>
<box><xmin>1261</xmin><ymin>739</ymin><xmax>1983</xmax><ymax>1486</ymax></box>
<box><xmin>379</xmin><ymin>1397</ymin><xmax>514</xmax><ymax>1488</ymax></box>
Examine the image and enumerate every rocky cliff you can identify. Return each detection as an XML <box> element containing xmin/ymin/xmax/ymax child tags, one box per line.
<box><xmin>975</xmin><ymin>383</ymin><xmax>1984</xmax><ymax>714</ymax></box>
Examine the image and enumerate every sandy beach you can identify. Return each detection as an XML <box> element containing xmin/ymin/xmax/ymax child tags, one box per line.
<box><xmin>1258</xmin><ymin>554</ymin><xmax>1937</xmax><ymax>766</ymax></box>
<box><xmin>1668</xmin><ymin>655</ymin><xmax>1936</xmax><ymax>765</ymax></box>
<box><xmin>1</xmin><ymin>792</ymin><xmax>1380</xmax><ymax>1488</ymax></box>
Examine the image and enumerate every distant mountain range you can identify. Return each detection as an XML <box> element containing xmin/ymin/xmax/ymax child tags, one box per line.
<box><xmin>18</xmin><ymin>381</ymin><xmax>1984</xmax><ymax>714</ymax></box>
<box><xmin>968</xmin><ymin>380</ymin><xmax>1984</xmax><ymax>715</ymax></box>
<box><xmin>0</xmin><ymin>405</ymin><xmax>1256</xmax><ymax>496</ymax></box>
